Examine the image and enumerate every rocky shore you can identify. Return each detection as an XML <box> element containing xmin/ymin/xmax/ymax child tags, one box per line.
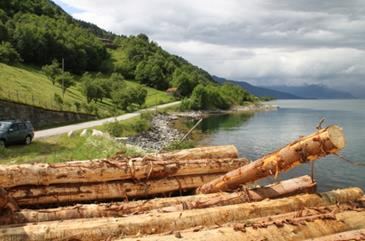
<box><xmin>127</xmin><ymin>114</ymin><xmax>183</xmax><ymax>152</ymax></box>
<box><xmin>127</xmin><ymin>103</ymin><xmax>277</xmax><ymax>152</ymax></box>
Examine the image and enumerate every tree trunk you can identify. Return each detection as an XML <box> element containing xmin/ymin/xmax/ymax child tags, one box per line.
<box><xmin>0</xmin><ymin>145</ymin><xmax>239</xmax><ymax>188</ymax></box>
<box><xmin>0</xmin><ymin>176</ymin><xmax>316</xmax><ymax>225</ymax></box>
<box><xmin>304</xmin><ymin>229</ymin><xmax>365</xmax><ymax>241</ymax></box>
<box><xmin>119</xmin><ymin>211</ymin><xmax>365</xmax><ymax>241</ymax></box>
<box><xmin>0</xmin><ymin>188</ymin><xmax>361</xmax><ymax>241</ymax></box>
<box><xmin>8</xmin><ymin>174</ymin><xmax>222</xmax><ymax>207</ymax></box>
<box><xmin>198</xmin><ymin>125</ymin><xmax>345</xmax><ymax>194</ymax></box>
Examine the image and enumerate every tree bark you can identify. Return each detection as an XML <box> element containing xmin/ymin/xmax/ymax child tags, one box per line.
<box><xmin>0</xmin><ymin>188</ymin><xmax>361</xmax><ymax>241</ymax></box>
<box><xmin>0</xmin><ymin>145</ymin><xmax>239</xmax><ymax>188</ymax></box>
<box><xmin>198</xmin><ymin>125</ymin><xmax>345</xmax><ymax>194</ymax></box>
<box><xmin>0</xmin><ymin>188</ymin><xmax>19</xmax><ymax>212</ymax></box>
<box><xmin>0</xmin><ymin>175</ymin><xmax>316</xmax><ymax>225</ymax></box>
<box><xmin>119</xmin><ymin>211</ymin><xmax>365</xmax><ymax>241</ymax></box>
<box><xmin>304</xmin><ymin>229</ymin><xmax>365</xmax><ymax>241</ymax></box>
<box><xmin>8</xmin><ymin>174</ymin><xmax>222</xmax><ymax>207</ymax></box>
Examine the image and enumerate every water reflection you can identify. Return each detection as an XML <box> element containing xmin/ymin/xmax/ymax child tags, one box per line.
<box><xmin>197</xmin><ymin>113</ymin><xmax>254</xmax><ymax>133</ymax></box>
<box><xmin>199</xmin><ymin>100</ymin><xmax>365</xmax><ymax>192</ymax></box>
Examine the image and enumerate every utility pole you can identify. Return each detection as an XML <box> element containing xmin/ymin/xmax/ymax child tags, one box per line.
<box><xmin>62</xmin><ymin>57</ymin><xmax>65</xmax><ymax>97</ymax></box>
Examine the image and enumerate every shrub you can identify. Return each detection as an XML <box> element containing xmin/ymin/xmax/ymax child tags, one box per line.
<box><xmin>53</xmin><ymin>93</ymin><xmax>63</xmax><ymax>106</ymax></box>
<box><xmin>104</xmin><ymin>120</ymin><xmax>125</xmax><ymax>137</ymax></box>
<box><xmin>189</xmin><ymin>84</ymin><xmax>230</xmax><ymax>110</ymax></box>
<box><xmin>42</xmin><ymin>60</ymin><xmax>62</xmax><ymax>85</ymax></box>
<box><xmin>0</xmin><ymin>41</ymin><xmax>22</xmax><ymax>64</ymax></box>
<box><xmin>164</xmin><ymin>140</ymin><xmax>196</xmax><ymax>151</ymax></box>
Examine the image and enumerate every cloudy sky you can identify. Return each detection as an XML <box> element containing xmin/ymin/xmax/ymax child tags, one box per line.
<box><xmin>54</xmin><ymin>0</ymin><xmax>365</xmax><ymax>96</ymax></box>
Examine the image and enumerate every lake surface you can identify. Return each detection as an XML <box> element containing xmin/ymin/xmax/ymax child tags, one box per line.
<box><xmin>198</xmin><ymin>100</ymin><xmax>365</xmax><ymax>192</ymax></box>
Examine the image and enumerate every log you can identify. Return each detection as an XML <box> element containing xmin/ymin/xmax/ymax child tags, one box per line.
<box><xmin>120</xmin><ymin>211</ymin><xmax>365</xmax><ymax>241</ymax></box>
<box><xmin>0</xmin><ymin>188</ymin><xmax>18</xmax><ymax>212</ymax></box>
<box><xmin>198</xmin><ymin>125</ymin><xmax>345</xmax><ymax>194</ymax></box>
<box><xmin>304</xmin><ymin>228</ymin><xmax>365</xmax><ymax>241</ymax></box>
<box><xmin>8</xmin><ymin>174</ymin><xmax>222</xmax><ymax>206</ymax></box>
<box><xmin>0</xmin><ymin>176</ymin><xmax>316</xmax><ymax>224</ymax></box>
<box><xmin>0</xmin><ymin>188</ymin><xmax>361</xmax><ymax>241</ymax></box>
<box><xmin>0</xmin><ymin>145</ymin><xmax>240</xmax><ymax>188</ymax></box>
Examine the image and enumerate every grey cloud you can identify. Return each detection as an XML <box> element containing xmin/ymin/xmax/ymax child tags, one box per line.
<box><xmin>58</xmin><ymin>0</ymin><xmax>365</xmax><ymax>95</ymax></box>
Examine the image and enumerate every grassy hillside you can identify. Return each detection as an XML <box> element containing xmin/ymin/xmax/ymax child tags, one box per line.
<box><xmin>0</xmin><ymin>63</ymin><xmax>174</xmax><ymax>116</ymax></box>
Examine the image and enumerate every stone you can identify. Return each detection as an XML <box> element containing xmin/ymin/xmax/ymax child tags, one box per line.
<box><xmin>67</xmin><ymin>130</ymin><xmax>75</xmax><ymax>137</ymax></box>
<box><xmin>91</xmin><ymin>129</ymin><xmax>105</xmax><ymax>137</ymax></box>
<box><xmin>115</xmin><ymin>137</ymin><xmax>128</xmax><ymax>144</ymax></box>
<box><xmin>80</xmin><ymin>129</ymin><xmax>89</xmax><ymax>137</ymax></box>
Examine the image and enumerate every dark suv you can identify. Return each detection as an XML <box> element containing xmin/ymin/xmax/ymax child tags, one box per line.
<box><xmin>0</xmin><ymin>120</ymin><xmax>34</xmax><ymax>147</ymax></box>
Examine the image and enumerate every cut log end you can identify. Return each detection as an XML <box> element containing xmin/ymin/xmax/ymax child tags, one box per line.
<box><xmin>327</xmin><ymin>125</ymin><xmax>346</xmax><ymax>150</ymax></box>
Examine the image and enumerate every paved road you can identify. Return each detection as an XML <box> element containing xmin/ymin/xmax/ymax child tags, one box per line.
<box><xmin>34</xmin><ymin>101</ymin><xmax>180</xmax><ymax>139</ymax></box>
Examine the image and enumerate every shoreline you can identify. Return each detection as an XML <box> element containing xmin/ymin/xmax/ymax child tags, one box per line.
<box><xmin>127</xmin><ymin>102</ymin><xmax>277</xmax><ymax>153</ymax></box>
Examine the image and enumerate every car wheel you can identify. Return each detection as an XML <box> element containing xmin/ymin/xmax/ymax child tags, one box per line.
<box><xmin>25</xmin><ymin>136</ymin><xmax>32</xmax><ymax>145</ymax></box>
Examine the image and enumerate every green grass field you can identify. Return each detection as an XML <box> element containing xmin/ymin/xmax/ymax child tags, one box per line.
<box><xmin>0</xmin><ymin>63</ymin><xmax>175</xmax><ymax>116</ymax></box>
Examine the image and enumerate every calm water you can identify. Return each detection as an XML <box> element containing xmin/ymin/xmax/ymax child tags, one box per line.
<box><xmin>197</xmin><ymin>100</ymin><xmax>365</xmax><ymax>192</ymax></box>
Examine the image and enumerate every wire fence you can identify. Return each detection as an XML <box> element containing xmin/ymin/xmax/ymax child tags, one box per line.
<box><xmin>0</xmin><ymin>89</ymin><xmax>83</xmax><ymax>113</ymax></box>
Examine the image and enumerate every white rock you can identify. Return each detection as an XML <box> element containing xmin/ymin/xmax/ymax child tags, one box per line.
<box><xmin>91</xmin><ymin>129</ymin><xmax>105</xmax><ymax>137</ymax></box>
<box><xmin>67</xmin><ymin>130</ymin><xmax>75</xmax><ymax>137</ymax></box>
<box><xmin>80</xmin><ymin>129</ymin><xmax>89</xmax><ymax>137</ymax></box>
<box><xmin>115</xmin><ymin>137</ymin><xmax>128</xmax><ymax>144</ymax></box>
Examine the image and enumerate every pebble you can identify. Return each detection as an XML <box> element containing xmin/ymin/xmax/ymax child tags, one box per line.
<box><xmin>127</xmin><ymin>114</ymin><xmax>183</xmax><ymax>152</ymax></box>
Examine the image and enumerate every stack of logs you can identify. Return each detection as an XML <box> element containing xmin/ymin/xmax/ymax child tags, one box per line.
<box><xmin>0</xmin><ymin>125</ymin><xmax>364</xmax><ymax>241</ymax></box>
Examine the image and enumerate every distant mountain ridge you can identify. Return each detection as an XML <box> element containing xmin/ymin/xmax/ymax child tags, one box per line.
<box><xmin>213</xmin><ymin>76</ymin><xmax>303</xmax><ymax>99</ymax></box>
<box><xmin>267</xmin><ymin>84</ymin><xmax>355</xmax><ymax>99</ymax></box>
<box><xmin>213</xmin><ymin>76</ymin><xmax>356</xmax><ymax>99</ymax></box>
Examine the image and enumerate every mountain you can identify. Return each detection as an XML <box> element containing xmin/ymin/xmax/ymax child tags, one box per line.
<box><xmin>267</xmin><ymin>85</ymin><xmax>355</xmax><ymax>99</ymax></box>
<box><xmin>213</xmin><ymin>76</ymin><xmax>302</xmax><ymax>99</ymax></box>
<box><xmin>0</xmin><ymin>0</ymin><xmax>214</xmax><ymax>85</ymax></box>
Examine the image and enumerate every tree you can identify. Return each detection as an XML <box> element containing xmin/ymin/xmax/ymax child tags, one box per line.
<box><xmin>172</xmin><ymin>71</ymin><xmax>198</xmax><ymax>97</ymax></box>
<box><xmin>111</xmin><ymin>86</ymin><xmax>147</xmax><ymax>111</ymax></box>
<box><xmin>56</xmin><ymin>71</ymin><xmax>74</xmax><ymax>96</ymax></box>
<box><xmin>135</xmin><ymin>54</ymin><xmax>169</xmax><ymax>90</ymax></box>
<box><xmin>81</xmin><ymin>73</ymin><xmax>104</xmax><ymax>103</ymax></box>
<box><xmin>189</xmin><ymin>84</ymin><xmax>230</xmax><ymax>110</ymax></box>
<box><xmin>42</xmin><ymin>59</ymin><xmax>62</xmax><ymax>85</ymax></box>
<box><xmin>0</xmin><ymin>41</ymin><xmax>22</xmax><ymax>64</ymax></box>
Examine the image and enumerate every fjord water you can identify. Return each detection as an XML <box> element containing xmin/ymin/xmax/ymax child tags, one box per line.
<box><xmin>198</xmin><ymin>100</ymin><xmax>365</xmax><ymax>192</ymax></box>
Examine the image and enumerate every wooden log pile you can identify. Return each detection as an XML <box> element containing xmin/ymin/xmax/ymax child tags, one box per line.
<box><xmin>0</xmin><ymin>125</ymin><xmax>364</xmax><ymax>241</ymax></box>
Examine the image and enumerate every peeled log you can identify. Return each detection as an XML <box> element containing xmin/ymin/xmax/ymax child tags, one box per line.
<box><xmin>304</xmin><ymin>228</ymin><xmax>365</xmax><ymax>241</ymax></box>
<box><xmin>0</xmin><ymin>176</ymin><xmax>316</xmax><ymax>225</ymax></box>
<box><xmin>0</xmin><ymin>145</ymin><xmax>239</xmax><ymax>188</ymax></box>
<box><xmin>8</xmin><ymin>174</ymin><xmax>222</xmax><ymax>206</ymax></box>
<box><xmin>121</xmin><ymin>211</ymin><xmax>365</xmax><ymax>241</ymax></box>
<box><xmin>198</xmin><ymin>125</ymin><xmax>345</xmax><ymax>194</ymax></box>
<box><xmin>0</xmin><ymin>188</ymin><xmax>361</xmax><ymax>241</ymax></box>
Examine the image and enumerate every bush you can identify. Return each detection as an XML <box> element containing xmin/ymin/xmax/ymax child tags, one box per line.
<box><xmin>179</xmin><ymin>98</ymin><xmax>192</xmax><ymax>111</ymax></box>
<box><xmin>0</xmin><ymin>41</ymin><xmax>22</xmax><ymax>64</ymax></box>
<box><xmin>189</xmin><ymin>84</ymin><xmax>230</xmax><ymax>110</ymax></box>
<box><xmin>73</xmin><ymin>101</ymin><xmax>81</xmax><ymax>112</ymax></box>
<box><xmin>132</xmin><ymin>118</ymin><xmax>151</xmax><ymax>133</ymax></box>
<box><xmin>53</xmin><ymin>93</ymin><xmax>63</xmax><ymax>106</ymax></box>
<box><xmin>164</xmin><ymin>140</ymin><xmax>196</xmax><ymax>151</ymax></box>
<box><xmin>104</xmin><ymin>120</ymin><xmax>125</xmax><ymax>137</ymax></box>
<box><xmin>42</xmin><ymin>60</ymin><xmax>62</xmax><ymax>85</ymax></box>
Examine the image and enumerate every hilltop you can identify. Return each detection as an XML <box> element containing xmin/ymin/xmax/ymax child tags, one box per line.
<box><xmin>0</xmin><ymin>0</ymin><xmax>217</xmax><ymax>115</ymax></box>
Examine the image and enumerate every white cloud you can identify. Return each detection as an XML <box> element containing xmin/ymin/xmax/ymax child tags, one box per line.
<box><xmin>56</xmin><ymin>0</ymin><xmax>365</xmax><ymax>94</ymax></box>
